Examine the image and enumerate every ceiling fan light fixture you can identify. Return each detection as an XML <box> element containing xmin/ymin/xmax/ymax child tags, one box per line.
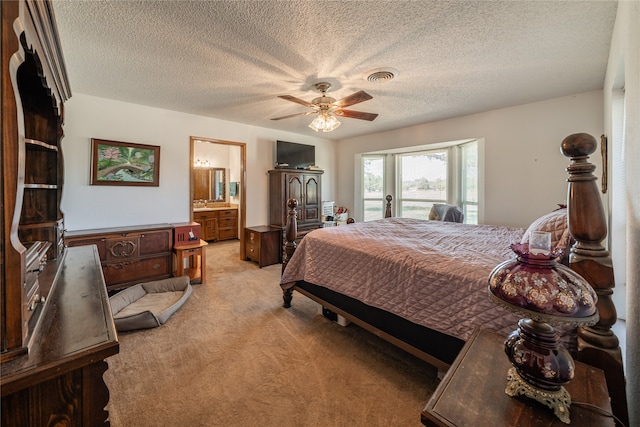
<box><xmin>273</xmin><ymin>81</ymin><xmax>375</xmax><ymax>130</ymax></box>
<box><xmin>309</xmin><ymin>112</ymin><xmax>341</xmax><ymax>132</ymax></box>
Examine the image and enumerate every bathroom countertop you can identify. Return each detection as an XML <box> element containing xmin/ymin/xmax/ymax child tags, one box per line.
<box><xmin>193</xmin><ymin>205</ymin><xmax>238</xmax><ymax>212</ymax></box>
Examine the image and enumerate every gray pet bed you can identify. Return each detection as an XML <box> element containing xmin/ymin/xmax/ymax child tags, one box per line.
<box><xmin>109</xmin><ymin>275</ymin><xmax>193</xmax><ymax>332</ymax></box>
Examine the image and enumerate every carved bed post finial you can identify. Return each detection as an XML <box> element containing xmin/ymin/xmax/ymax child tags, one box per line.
<box><xmin>561</xmin><ymin>133</ymin><xmax>628</xmax><ymax>425</ymax></box>
<box><xmin>282</xmin><ymin>198</ymin><xmax>298</xmax><ymax>308</ymax></box>
<box><xmin>384</xmin><ymin>195</ymin><xmax>393</xmax><ymax>218</ymax></box>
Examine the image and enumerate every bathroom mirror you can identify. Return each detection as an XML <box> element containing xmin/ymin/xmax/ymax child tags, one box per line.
<box><xmin>193</xmin><ymin>167</ymin><xmax>226</xmax><ymax>202</ymax></box>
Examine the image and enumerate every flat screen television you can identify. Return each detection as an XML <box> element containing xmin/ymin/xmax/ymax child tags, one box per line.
<box><xmin>274</xmin><ymin>140</ymin><xmax>315</xmax><ymax>169</ymax></box>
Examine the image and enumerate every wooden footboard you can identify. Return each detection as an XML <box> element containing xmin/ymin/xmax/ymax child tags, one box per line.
<box><xmin>282</xmin><ymin>195</ymin><xmax>392</xmax><ymax>306</ymax></box>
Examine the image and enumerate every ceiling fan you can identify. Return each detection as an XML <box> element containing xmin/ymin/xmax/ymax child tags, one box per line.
<box><xmin>271</xmin><ymin>82</ymin><xmax>378</xmax><ymax>132</ymax></box>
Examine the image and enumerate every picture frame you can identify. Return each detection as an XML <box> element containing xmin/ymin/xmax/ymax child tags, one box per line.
<box><xmin>600</xmin><ymin>134</ymin><xmax>607</xmax><ymax>194</ymax></box>
<box><xmin>91</xmin><ymin>138</ymin><xmax>160</xmax><ymax>186</ymax></box>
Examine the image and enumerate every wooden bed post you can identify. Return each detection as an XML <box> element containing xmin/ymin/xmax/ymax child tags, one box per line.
<box><xmin>385</xmin><ymin>195</ymin><xmax>393</xmax><ymax>218</ymax></box>
<box><xmin>282</xmin><ymin>198</ymin><xmax>298</xmax><ymax>308</ymax></box>
<box><xmin>561</xmin><ymin>133</ymin><xmax>628</xmax><ymax>426</ymax></box>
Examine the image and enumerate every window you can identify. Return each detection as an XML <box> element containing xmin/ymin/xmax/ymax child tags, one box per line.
<box><xmin>398</xmin><ymin>151</ymin><xmax>447</xmax><ymax>219</ymax></box>
<box><xmin>459</xmin><ymin>140</ymin><xmax>478</xmax><ymax>224</ymax></box>
<box><xmin>360</xmin><ymin>140</ymin><xmax>479</xmax><ymax>224</ymax></box>
<box><xmin>362</xmin><ymin>155</ymin><xmax>386</xmax><ymax>221</ymax></box>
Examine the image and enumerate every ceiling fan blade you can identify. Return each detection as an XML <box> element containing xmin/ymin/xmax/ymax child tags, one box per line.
<box><xmin>335</xmin><ymin>109</ymin><xmax>378</xmax><ymax>121</ymax></box>
<box><xmin>271</xmin><ymin>111</ymin><xmax>316</xmax><ymax>121</ymax></box>
<box><xmin>335</xmin><ymin>91</ymin><xmax>373</xmax><ymax>108</ymax></box>
<box><xmin>278</xmin><ymin>95</ymin><xmax>314</xmax><ymax>108</ymax></box>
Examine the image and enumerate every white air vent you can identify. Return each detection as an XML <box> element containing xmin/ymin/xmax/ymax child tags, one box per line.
<box><xmin>364</xmin><ymin>68</ymin><xmax>398</xmax><ymax>83</ymax></box>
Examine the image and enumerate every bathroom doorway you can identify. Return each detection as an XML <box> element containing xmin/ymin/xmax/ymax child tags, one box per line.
<box><xmin>190</xmin><ymin>136</ymin><xmax>247</xmax><ymax>260</ymax></box>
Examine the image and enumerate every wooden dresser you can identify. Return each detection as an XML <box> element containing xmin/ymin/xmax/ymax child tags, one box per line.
<box><xmin>65</xmin><ymin>224</ymin><xmax>173</xmax><ymax>291</ymax></box>
<box><xmin>193</xmin><ymin>208</ymin><xmax>238</xmax><ymax>241</ymax></box>
<box><xmin>1</xmin><ymin>246</ymin><xmax>119</xmax><ymax>426</ymax></box>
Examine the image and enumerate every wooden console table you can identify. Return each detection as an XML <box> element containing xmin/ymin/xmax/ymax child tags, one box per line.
<box><xmin>174</xmin><ymin>239</ymin><xmax>208</xmax><ymax>284</ymax></box>
<box><xmin>421</xmin><ymin>328</ymin><xmax>615</xmax><ymax>427</ymax></box>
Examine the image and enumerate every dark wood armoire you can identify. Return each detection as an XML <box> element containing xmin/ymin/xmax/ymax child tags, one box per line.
<box><xmin>1</xmin><ymin>1</ymin><xmax>119</xmax><ymax>425</ymax></box>
<box><xmin>268</xmin><ymin>169</ymin><xmax>323</xmax><ymax>242</ymax></box>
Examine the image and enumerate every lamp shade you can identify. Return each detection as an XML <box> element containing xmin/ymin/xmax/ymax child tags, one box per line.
<box><xmin>488</xmin><ymin>243</ymin><xmax>598</xmax><ymax>327</ymax></box>
<box><xmin>309</xmin><ymin>112</ymin><xmax>341</xmax><ymax>132</ymax></box>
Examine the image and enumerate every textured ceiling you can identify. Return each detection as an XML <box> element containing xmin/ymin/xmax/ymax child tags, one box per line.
<box><xmin>51</xmin><ymin>1</ymin><xmax>618</xmax><ymax>140</ymax></box>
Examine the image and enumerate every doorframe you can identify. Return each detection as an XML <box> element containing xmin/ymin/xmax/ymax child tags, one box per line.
<box><xmin>190</xmin><ymin>136</ymin><xmax>247</xmax><ymax>260</ymax></box>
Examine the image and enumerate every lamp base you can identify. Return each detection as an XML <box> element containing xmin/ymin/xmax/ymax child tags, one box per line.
<box><xmin>505</xmin><ymin>366</ymin><xmax>571</xmax><ymax>424</ymax></box>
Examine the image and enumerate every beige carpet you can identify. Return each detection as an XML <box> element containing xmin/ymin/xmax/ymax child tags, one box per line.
<box><xmin>104</xmin><ymin>240</ymin><xmax>439</xmax><ymax>426</ymax></box>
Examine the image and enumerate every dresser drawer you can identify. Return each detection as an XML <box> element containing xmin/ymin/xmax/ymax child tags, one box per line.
<box><xmin>246</xmin><ymin>241</ymin><xmax>260</xmax><ymax>262</ymax></box>
<box><xmin>218</xmin><ymin>216</ymin><xmax>238</xmax><ymax>227</ymax></box>
<box><xmin>217</xmin><ymin>210</ymin><xmax>238</xmax><ymax>240</ymax></box>
<box><xmin>105</xmin><ymin>235</ymin><xmax>140</xmax><ymax>260</ymax></box>
<box><xmin>139</xmin><ymin>229</ymin><xmax>172</xmax><ymax>256</ymax></box>
<box><xmin>218</xmin><ymin>209</ymin><xmax>237</xmax><ymax>219</ymax></box>
<box><xmin>218</xmin><ymin>216</ymin><xmax>237</xmax><ymax>227</ymax></box>
<box><xmin>218</xmin><ymin>227</ymin><xmax>237</xmax><ymax>240</ymax></box>
<box><xmin>194</xmin><ymin>211</ymin><xmax>217</xmax><ymax>220</ymax></box>
<box><xmin>102</xmin><ymin>253</ymin><xmax>172</xmax><ymax>290</ymax></box>
<box><xmin>66</xmin><ymin>236</ymin><xmax>109</xmax><ymax>260</ymax></box>
<box><xmin>247</xmin><ymin>228</ymin><xmax>261</xmax><ymax>244</ymax></box>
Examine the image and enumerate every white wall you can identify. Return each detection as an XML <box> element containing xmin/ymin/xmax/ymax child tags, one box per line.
<box><xmin>61</xmin><ymin>93</ymin><xmax>337</xmax><ymax>231</ymax></box>
<box><xmin>193</xmin><ymin>142</ymin><xmax>239</xmax><ymax>203</ymax></box>
<box><xmin>604</xmin><ymin>2</ymin><xmax>640</xmax><ymax>425</ymax></box>
<box><xmin>194</xmin><ymin>141</ymin><xmax>229</xmax><ymax>171</ymax></box>
<box><xmin>336</xmin><ymin>91</ymin><xmax>604</xmax><ymax>229</ymax></box>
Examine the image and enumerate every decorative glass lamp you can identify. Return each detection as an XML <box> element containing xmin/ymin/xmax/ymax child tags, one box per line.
<box><xmin>488</xmin><ymin>231</ymin><xmax>598</xmax><ymax>424</ymax></box>
<box><xmin>309</xmin><ymin>112</ymin><xmax>341</xmax><ymax>132</ymax></box>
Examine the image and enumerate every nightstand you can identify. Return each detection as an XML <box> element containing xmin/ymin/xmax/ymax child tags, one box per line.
<box><xmin>421</xmin><ymin>328</ymin><xmax>615</xmax><ymax>427</ymax></box>
<box><xmin>245</xmin><ymin>226</ymin><xmax>282</xmax><ymax>268</ymax></box>
<box><xmin>173</xmin><ymin>239</ymin><xmax>208</xmax><ymax>284</ymax></box>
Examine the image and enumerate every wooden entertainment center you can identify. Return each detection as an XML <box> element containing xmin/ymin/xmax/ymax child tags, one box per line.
<box><xmin>1</xmin><ymin>1</ymin><xmax>119</xmax><ymax>424</ymax></box>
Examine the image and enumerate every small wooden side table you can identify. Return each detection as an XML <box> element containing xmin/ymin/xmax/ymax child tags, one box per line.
<box><xmin>173</xmin><ymin>239</ymin><xmax>208</xmax><ymax>284</ymax></box>
<box><xmin>421</xmin><ymin>328</ymin><xmax>615</xmax><ymax>427</ymax></box>
<box><xmin>245</xmin><ymin>226</ymin><xmax>282</xmax><ymax>268</ymax></box>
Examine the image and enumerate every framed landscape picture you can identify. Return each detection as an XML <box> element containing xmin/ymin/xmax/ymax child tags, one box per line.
<box><xmin>91</xmin><ymin>138</ymin><xmax>160</xmax><ymax>186</ymax></box>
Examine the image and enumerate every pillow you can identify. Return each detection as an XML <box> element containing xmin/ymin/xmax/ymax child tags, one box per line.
<box><xmin>428</xmin><ymin>206</ymin><xmax>439</xmax><ymax>220</ymax></box>
<box><xmin>521</xmin><ymin>208</ymin><xmax>570</xmax><ymax>251</ymax></box>
<box><xmin>429</xmin><ymin>204</ymin><xmax>464</xmax><ymax>222</ymax></box>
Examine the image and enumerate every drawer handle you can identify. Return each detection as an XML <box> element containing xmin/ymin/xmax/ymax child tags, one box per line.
<box><xmin>29</xmin><ymin>263</ymin><xmax>45</xmax><ymax>274</ymax></box>
<box><xmin>110</xmin><ymin>240</ymin><xmax>137</xmax><ymax>257</ymax></box>
<box><xmin>152</xmin><ymin>263</ymin><xmax>160</xmax><ymax>270</ymax></box>
<box><xmin>29</xmin><ymin>294</ymin><xmax>46</xmax><ymax>311</ymax></box>
<box><xmin>108</xmin><ymin>260</ymin><xmax>141</xmax><ymax>269</ymax></box>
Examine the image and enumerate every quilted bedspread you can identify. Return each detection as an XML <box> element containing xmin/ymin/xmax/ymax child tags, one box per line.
<box><xmin>281</xmin><ymin>217</ymin><xmax>526</xmax><ymax>342</ymax></box>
